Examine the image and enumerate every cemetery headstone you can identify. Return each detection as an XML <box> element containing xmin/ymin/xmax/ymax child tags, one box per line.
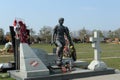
<box><xmin>88</xmin><ymin>30</ymin><xmax>107</xmax><ymax>71</ymax></box>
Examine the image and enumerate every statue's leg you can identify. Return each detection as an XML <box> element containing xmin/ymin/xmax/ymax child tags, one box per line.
<box><xmin>55</xmin><ymin>40</ymin><xmax>64</xmax><ymax>66</ymax></box>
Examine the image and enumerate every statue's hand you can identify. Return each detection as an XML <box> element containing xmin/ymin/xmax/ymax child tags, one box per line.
<box><xmin>70</xmin><ymin>42</ymin><xmax>73</xmax><ymax>46</ymax></box>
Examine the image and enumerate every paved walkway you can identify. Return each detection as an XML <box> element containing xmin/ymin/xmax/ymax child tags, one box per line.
<box><xmin>73</xmin><ymin>73</ymin><xmax>120</xmax><ymax>80</ymax></box>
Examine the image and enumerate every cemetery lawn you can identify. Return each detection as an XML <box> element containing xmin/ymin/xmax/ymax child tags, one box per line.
<box><xmin>31</xmin><ymin>43</ymin><xmax>120</xmax><ymax>70</ymax></box>
<box><xmin>0</xmin><ymin>43</ymin><xmax>120</xmax><ymax>80</ymax></box>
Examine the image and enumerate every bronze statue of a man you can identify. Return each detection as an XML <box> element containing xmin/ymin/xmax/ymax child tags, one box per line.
<box><xmin>52</xmin><ymin>18</ymin><xmax>73</xmax><ymax>66</ymax></box>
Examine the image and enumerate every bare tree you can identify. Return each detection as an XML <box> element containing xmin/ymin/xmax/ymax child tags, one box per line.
<box><xmin>30</xmin><ymin>28</ymin><xmax>36</xmax><ymax>36</ymax></box>
<box><xmin>30</xmin><ymin>28</ymin><xmax>36</xmax><ymax>43</ymax></box>
<box><xmin>79</xmin><ymin>27</ymin><xmax>90</xmax><ymax>43</ymax></box>
<box><xmin>39</xmin><ymin>26</ymin><xmax>52</xmax><ymax>43</ymax></box>
<box><xmin>107</xmin><ymin>30</ymin><xmax>115</xmax><ymax>39</ymax></box>
<box><xmin>114</xmin><ymin>28</ymin><xmax>120</xmax><ymax>38</ymax></box>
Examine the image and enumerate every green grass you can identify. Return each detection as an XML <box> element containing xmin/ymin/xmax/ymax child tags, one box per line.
<box><xmin>31</xmin><ymin>43</ymin><xmax>120</xmax><ymax>70</ymax></box>
<box><xmin>103</xmin><ymin>58</ymin><xmax>120</xmax><ymax>69</ymax></box>
<box><xmin>31</xmin><ymin>43</ymin><xmax>120</xmax><ymax>59</ymax></box>
<box><xmin>0</xmin><ymin>78</ymin><xmax>14</xmax><ymax>80</ymax></box>
<box><xmin>0</xmin><ymin>45</ymin><xmax>4</xmax><ymax>49</ymax></box>
<box><xmin>0</xmin><ymin>43</ymin><xmax>120</xmax><ymax>80</ymax></box>
<box><xmin>0</xmin><ymin>43</ymin><xmax>120</xmax><ymax>69</ymax></box>
<box><xmin>31</xmin><ymin>43</ymin><xmax>55</xmax><ymax>53</ymax></box>
<box><xmin>0</xmin><ymin>73</ymin><xmax>15</xmax><ymax>80</ymax></box>
<box><xmin>0</xmin><ymin>56</ymin><xmax>14</xmax><ymax>63</ymax></box>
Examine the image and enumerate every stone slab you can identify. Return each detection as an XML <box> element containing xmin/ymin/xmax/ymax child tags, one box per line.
<box><xmin>73</xmin><ymin>61</ymin><xmax>89</xmax><ymax>68</ymax></box>
<box><xmin>9</xmin><ymin>68</ymin><xmax>115</xmax><ymax>80</ymax></box>
<box><xmin>32</xmin><ymin>48</ymin><xmax>48</xmax><ymax>66</ymax></box>
<box><xmin>32</xmin><ymin>49</ymin><xmax>58</xmax><ymax>66</ymax></box>
<box><xmin>47</xmin><ymin>54</ymin><xmax>58</xmax><ymax>66</ymax></box>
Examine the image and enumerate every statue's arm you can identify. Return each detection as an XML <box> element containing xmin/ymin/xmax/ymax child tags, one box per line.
<box><xmin>65</xmin><ymin>27</ymin><xmax>73</xmax><ymax>45</ymax></box>
<box><xmin>51</xmin><ymin>26</ymin><xmax>57</xmax><ymax>43</ymax></box>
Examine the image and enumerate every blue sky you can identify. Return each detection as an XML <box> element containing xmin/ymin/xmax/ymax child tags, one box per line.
<box><xmin>0</xmin><ymin>0</ymin><xmax>120</xmax><ymax>33</ymax></box>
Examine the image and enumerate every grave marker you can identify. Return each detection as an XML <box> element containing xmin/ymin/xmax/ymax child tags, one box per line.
<box><xmin>88</xmin><ymin>30</ymin><xmax>107</xmax><ymax>71</ymax></box>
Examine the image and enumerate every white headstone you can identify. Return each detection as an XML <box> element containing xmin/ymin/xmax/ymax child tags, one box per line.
<box><xmin>88</xmin><ymin>30</ymin><xmax>107</xmax><ymax>71</ymax></box>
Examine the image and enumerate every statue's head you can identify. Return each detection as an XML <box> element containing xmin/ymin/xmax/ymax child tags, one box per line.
<box><xmin>58</xmin><ymin>17</ymin><xmax>64</xmax><ymax>25</ymax></box>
